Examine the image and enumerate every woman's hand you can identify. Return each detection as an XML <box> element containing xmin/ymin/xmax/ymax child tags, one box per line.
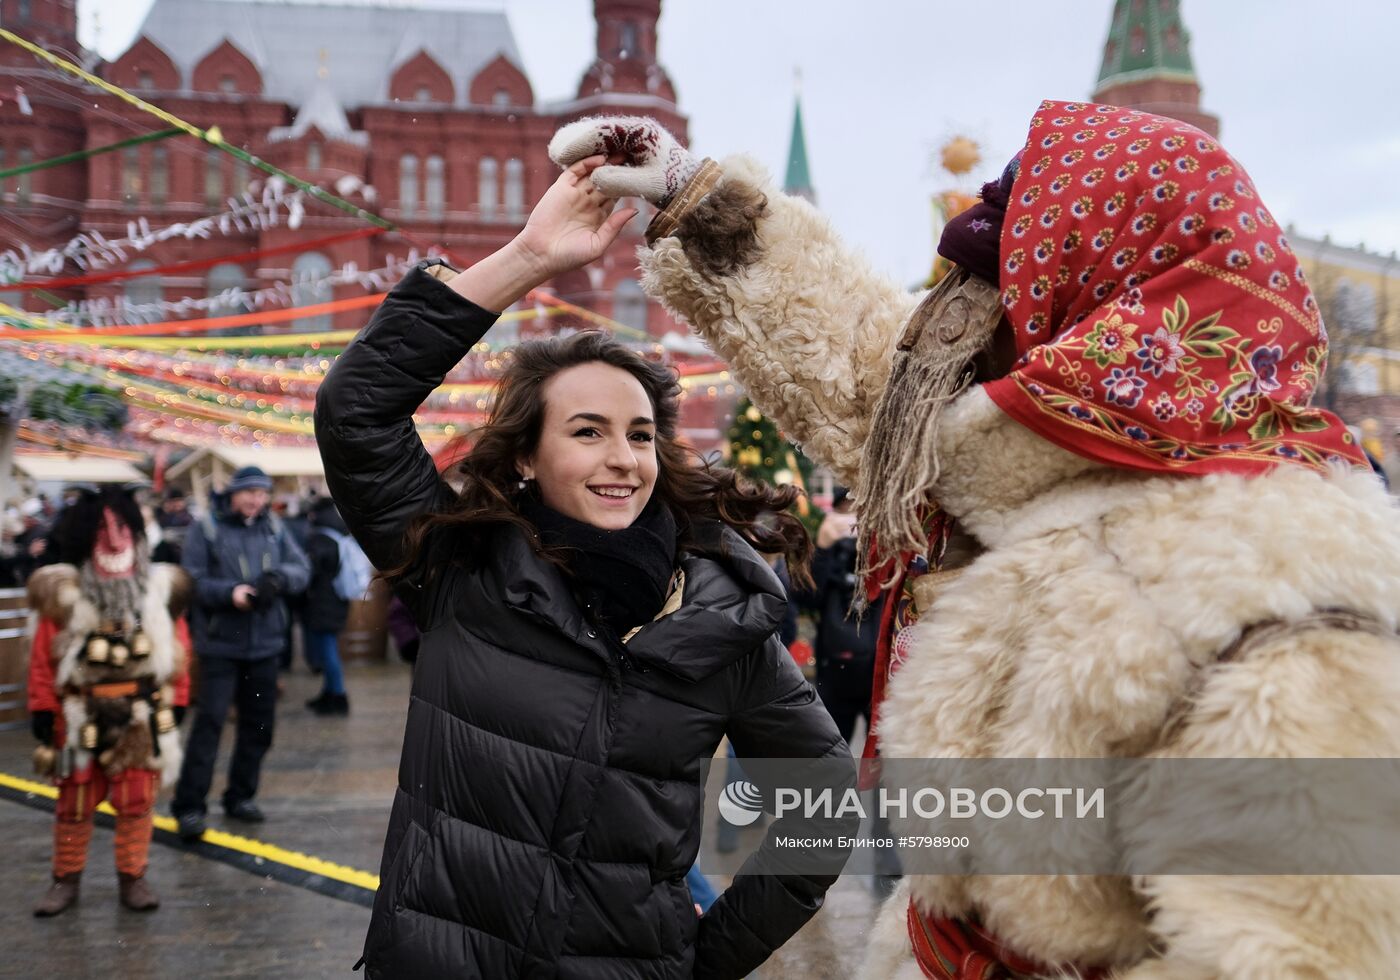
<box><xmin>445</xmin><ymin>155</ymin><xmax>638</xmax><ymax>313</ymax></box>
<box><xmin>515</xmin><ymin>155</ymin><xmax>640</xmax><ymax>279</ymax></box>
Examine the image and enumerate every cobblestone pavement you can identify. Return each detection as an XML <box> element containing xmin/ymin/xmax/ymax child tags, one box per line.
<box><xmin>0</xmin><ymin>659</ymin><xmax>884</xmax><ymax>979</ymax></box>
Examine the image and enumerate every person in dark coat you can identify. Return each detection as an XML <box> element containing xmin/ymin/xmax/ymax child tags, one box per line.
<box><xmin>151</xmin><ymin>487</ymin><xmax>193</xmax><ymax>565</ymax></box>
<box><xmin>316</xmin><ymin>155</ymin><xmax>855</xmax><ymax>979</ymax></box>
<box><xmin>171</xmin><ymin>466</ymin><xmax>310</xmax><ymax>839</ymax></box>
<box><xmin>809</xmin><ymin>499</ymin><xmax>882</xmax><ymax>745</ymax></box>
<box><xmin>302</xmin><ymin>497</ymin><xmax>353</xmax><ymax>715</ymax></box>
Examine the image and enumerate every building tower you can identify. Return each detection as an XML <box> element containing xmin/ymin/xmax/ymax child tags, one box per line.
<box><xmin>576</xmin><ymin>0</ymin><xmax>676</xmax><ymax>103</ymax></box>
<box><xmin>783</xmin><ymin>81</ymin><xmax>816</xmax><ymax>205</ymax></box>
<box><xmin>1092</xmin><ymin>0</ymin><xmax>1219</xmax><ymax>137</ymax></box>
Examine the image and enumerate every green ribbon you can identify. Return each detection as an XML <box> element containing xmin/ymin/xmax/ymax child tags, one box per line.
<box><xmin>0</xmin><ymin>127</ymin><xmax>183</xmax><ymax>179</ymax></box>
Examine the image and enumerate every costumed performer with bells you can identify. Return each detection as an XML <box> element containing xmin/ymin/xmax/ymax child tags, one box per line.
<box><xmin>548</xmin><ymin>102</ymin><xmax>1400</xmax><ymax>977</ymax></box>
<box><xmin>27</xmin><ymin>483</ymin><xmax>191</xmax><ymax>916</ymax></box>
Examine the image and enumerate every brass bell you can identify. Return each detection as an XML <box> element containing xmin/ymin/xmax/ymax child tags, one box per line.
<box><xmin>86</xmin><ymin>636</ymin><xmax>110</xmax><ymax>663</ymax></box>
<box><xmin>81</xmin><ymin>723</ymin><xmax>98</xmax><ymax>750</ymax></box>
<box><xmin>155</xmin><ymin>707</ymin><xmax>176</xmax><ymax>734</ymax></box>
<box><xmin>110</xmin><ymin>644</ymin><xmax>129</xmax><ymax>667</ymax></box>
<box><xmin>131</xmin><ymin>632</ymin><xmax>153</xmax><ymax>658</ymax></box>
<box><xmin>32</xmin><ymin>744</ymin><xmax>56</xmax><ymax>777</ymax></box>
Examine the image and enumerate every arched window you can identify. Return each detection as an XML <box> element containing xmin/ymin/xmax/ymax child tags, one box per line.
<box><xmin>122</xmin><ymin>146</ymin><xmax>141</xmax><ymax>209</ymax></box>
<box><xmin>150</xmin><ymin>146</ymin><xmax>169</xmax><ymax>206</ymax></box>
<box><xmin>16</xmin><ymin>146</ymin><xmax>33</xmax><ymax>205</ymax></box>
<box><xmin>425</xmin><ymin>154</ymin><xmax>445</xmax><ymax>219</ymax></box>
<box><xmin>123</xmin><ymin>260</ymin><xmax>162</xmax><ymax>323</ymax></box>
<box><xmin>504</xmin><ymin>158</ymin><xmax>524</xmax><ymax>221</ymax></box>
<box><xmin>291</xmin><ymin>252</ymin><xmax>333</xmax><ymax>331</ymax></box>
<box><xmin>612</xmin><ymin>278</ymin><xmax>648</xmax><ymax>333</ymax></box>
<box><xmin>307</xmin><ymin>141</ymin><xmax>322</xmax><ymax>172</ymax></box>
<box><xmin>204</xmin><ymin>146</ymin><xmax>224</xmax><ymax>208</ymax></box>
<box><xmin>619</xmin><ymin>21</ymin><xmax>638</xmax><ymax>57</ymax></box>
<box><xmin>478</xmin><ymin>156</ymin><xmax>498</xmax><ymax>220</ymax></box>
<box><xmin>399</xmin><ymin>153</ymin><xmax>418</xmax><ymax>218</ymax></box>
<box><xmin>206</xmin><ymin>262</ymin><xmax>248</xmax><ymax>315</ymax></box>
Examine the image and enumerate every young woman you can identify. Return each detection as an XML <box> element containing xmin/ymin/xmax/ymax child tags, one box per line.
<box><xmin>316</xmin><ymin>156</ymin><xmax>853</xmax><ymax>979</ymax></box>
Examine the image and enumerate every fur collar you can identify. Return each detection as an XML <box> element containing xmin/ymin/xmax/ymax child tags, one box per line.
<box><xmin>53</xmin><ymin>562</ymin><xmax>183</xmax><ymax>690</ymax></box>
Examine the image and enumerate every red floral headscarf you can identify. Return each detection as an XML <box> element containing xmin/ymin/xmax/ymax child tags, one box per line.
<box><xmin>981</xmin><ymin>100</ymin><xmax>1363</xmax><ymax>474</ymax></box>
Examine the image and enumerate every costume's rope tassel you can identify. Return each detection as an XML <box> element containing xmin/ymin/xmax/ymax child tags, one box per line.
<box><xmin>856</xmin><ymin>346</ymin><xmax>974</xmax><ymax>599</ymax></box>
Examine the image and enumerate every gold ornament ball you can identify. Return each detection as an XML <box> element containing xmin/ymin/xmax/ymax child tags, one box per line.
<box><xmin>940</xmin><ymin>136</ymin><xmax>981</xmax><ymax>176</ymax></box>
<box><xmin>745</xmin><ymin>405</ymin><xmax>762</xmax><ymax>422</ymax></box>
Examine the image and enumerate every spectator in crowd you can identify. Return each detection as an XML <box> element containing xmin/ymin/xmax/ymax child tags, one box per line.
<box><xmin>302</xmin><ymin>497</ymin><xmax>366</xmax><ymax>716</ymax></box>
<box><xmin>5</xmin><ymin>497</ymin><xmax>50</xmax><ymax>584</ymax></box>
<box><xmin>808</xmin><ymin>488</ymin><xmax>881</xmax><ymax>743</ymax></box>
<box><xmin>171</xmin><ymin>465</ymin><xmax>309</xmax><ymax>839</ymax></box>
<box><xmin>275</xmin><ymin>496</ymin><xmax>313</xmax><ymax>671</ymax></box>
<box><xmin>151</xmin><ymin>488</ymin><xmax>193</xmax><ymax>564</ymax></box>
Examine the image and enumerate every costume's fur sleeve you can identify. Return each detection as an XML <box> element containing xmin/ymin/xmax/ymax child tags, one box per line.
<box><xmin>26</xmin><ymin>564</ymin><xmax>80</xmax><ymax>627</ymax></box>
<box><xmin>639</xmin><ymin>155</ymin><xmax>918</xmax><ymax>485</ymax></box>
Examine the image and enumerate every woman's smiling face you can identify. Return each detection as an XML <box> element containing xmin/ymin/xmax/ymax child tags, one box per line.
<box><xmin>519</xmin><ymin>361</ymin><xmax>658</xmax><ymax>529</ymax></box>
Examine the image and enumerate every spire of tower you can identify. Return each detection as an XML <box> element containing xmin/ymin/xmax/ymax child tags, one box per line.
<box><xmin>1092</xmin><ymin>0</ymin><xmax>1219</xmax><ymax>136</ymax></box>
<box><xmin>784</xmin><ymin>73</ymin><xmax>815</xmax><ymax>204</ymax></box>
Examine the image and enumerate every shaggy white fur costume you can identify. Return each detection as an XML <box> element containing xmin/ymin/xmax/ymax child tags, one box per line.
<box><xmin>639</xmin><ymin>157</ymin><xmax>1400</xmax><ymax>977</ymax></box>
<box><xmin>35</xmin><ymin>562</ymin><xmax>186</xmax><ymax>786</ymax></box>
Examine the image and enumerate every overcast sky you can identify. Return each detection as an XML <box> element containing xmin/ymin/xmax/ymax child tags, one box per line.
<box><xmin>85</xmin><ymin>0</ymin><xmax>1400</xmax><ymax>287</ymax></box>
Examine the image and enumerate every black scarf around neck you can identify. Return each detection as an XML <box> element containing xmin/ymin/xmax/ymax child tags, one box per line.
<box><xmin>522</xmin><ymin>494</ymin><xmax>679</xmax><ymax>639</ymax></box>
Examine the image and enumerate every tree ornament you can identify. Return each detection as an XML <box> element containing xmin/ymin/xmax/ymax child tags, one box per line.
<box><xmin>940</xmin><ymin>136</ymin><xmax>981</xmax><ymax>176</ymax></box>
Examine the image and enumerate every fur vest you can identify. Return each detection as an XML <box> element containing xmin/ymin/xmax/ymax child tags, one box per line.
<box><xmin>28</xmin><ymin>562</ymin><xmax>190</xmax><ymax>784</ymax></box>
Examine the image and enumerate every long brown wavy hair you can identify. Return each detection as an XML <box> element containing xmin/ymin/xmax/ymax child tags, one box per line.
<box><xmin>387</xmin><ymin>330</ymin><xmax>812</xmax><ymax>589</ymax></box>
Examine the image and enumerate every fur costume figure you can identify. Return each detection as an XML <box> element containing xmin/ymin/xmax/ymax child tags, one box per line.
<box><xmin>27</xmin><ymin>486</ymin><xmax>191</xmax><ymax>917</ymax></box>
<box><xmin>550</xmin><ymin>102</ymin><xmax>1400</xmax><ymax>977</ymax></box>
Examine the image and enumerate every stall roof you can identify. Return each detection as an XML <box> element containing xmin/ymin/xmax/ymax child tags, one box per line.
<box><xmin>13</xmin><ymin>455</ymin><xmax>148</xmax><ymax>485</ymax></box>
<box><xmin>163</xmin><ymin>445</ymin><xmax>325</xmax><ymax>482</ymax></box>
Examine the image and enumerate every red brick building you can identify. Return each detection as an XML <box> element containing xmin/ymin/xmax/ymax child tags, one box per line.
<box><xmin>0</xmin><ymin>0</ymin><xmax>741</xmax><ymax>443</ymax></box>
<box><xmin>0</xmin><ymin>0</ymin><xmax>688</xmax><ymax>337</ymax></box>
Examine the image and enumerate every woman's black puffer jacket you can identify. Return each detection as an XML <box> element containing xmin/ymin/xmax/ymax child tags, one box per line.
<box><xmin>316</xmin><ymin>262</ymin><xmax>855</xmax><ymax>979</ymax></box>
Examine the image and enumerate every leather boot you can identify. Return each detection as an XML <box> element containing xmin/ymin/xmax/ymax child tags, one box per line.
<box><xmin>118</xmin><ymin>872</ymin><xmax>160</xmax><ymax>912</ymax></box>
<box><xmin>33</xmin><ymin>874</ymin><xmax>80</xmax><ymax>917</ymax></box>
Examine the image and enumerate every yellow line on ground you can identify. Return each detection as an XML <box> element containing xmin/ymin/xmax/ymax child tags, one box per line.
<box><xmin>0</xmin><ymin>771</ymin><xmax>380</xmax><ymax>891</ymax></box>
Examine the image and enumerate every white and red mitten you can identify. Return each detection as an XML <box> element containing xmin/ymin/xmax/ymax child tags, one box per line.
<box><xmin>548</xmin><ymin>116</ymin><xmax>701</xmax><ymax>206</ymax></box>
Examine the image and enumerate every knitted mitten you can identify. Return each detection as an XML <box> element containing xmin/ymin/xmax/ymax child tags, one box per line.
<box><xmin>548</xmin><ymin>116</ymin><xmax>700</xmax><ymax>206</ymax></box>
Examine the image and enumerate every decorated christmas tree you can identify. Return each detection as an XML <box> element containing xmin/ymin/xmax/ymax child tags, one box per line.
<box><xmin>725</xmin><ymin>397</ymin><xmax>820</xmax><ymax>531</ymax></box>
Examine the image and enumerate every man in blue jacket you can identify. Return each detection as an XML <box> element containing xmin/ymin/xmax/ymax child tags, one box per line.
<box><xmin>172</xmin><ymin>466</ymin><xmax>310</xmax><ymax>839</ymax></box>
